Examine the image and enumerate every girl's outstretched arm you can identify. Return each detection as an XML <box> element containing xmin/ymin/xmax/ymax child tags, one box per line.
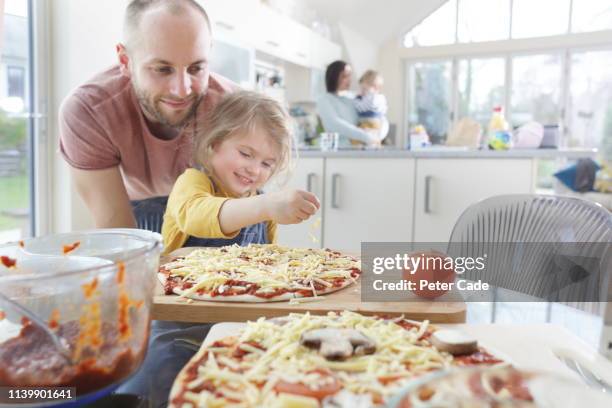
<box><xmin>218</xmin><ymin>190</ymin><xmax>320</xmax><ymax>235</ymax></box>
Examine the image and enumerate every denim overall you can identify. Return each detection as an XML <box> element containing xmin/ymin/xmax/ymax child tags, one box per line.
<box><xmin>183</xmin><ymin>217</ymin><xmax>268</xmax><ymax>248</ymax></box>
<box><xmin>130</xmin><ymin>188</ymin><xmax>268</xmax><ymax>246</ymax></box>
<box><xmin>122</xmin><ymin>192</ymin><xmax>269</xmax><ymax>405</ymax></box>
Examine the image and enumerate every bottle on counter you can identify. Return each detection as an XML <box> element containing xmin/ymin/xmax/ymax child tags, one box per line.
<box><xmin>487</xmin><ymin>106</ymin><xmax>512</xmax><ymax>150</ymax></box>
<box><xmin>409</xmin><ymin>124</ymin><xmax>431</xmax><ymax>150</ymax></box>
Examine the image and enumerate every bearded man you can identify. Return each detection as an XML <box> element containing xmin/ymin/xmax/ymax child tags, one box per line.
<box><xmin>59</xmin><ymin>0</ymin><xmax>236</xmax><ymax>229</ymax></box>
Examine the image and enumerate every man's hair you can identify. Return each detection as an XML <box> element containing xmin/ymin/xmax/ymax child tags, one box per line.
<box><xmin>325</xmin><ymin>60</ymin><xmax>348</xmax><ymax>93</ymax></box>
<box><xmin>193</xmin><ymin>90</ymin><xmax>294</xmax><ymax>182</ymax></box>
<box><xmin>123</xmin><ymin>0</ymin><xmax>211</xmax><ymax>49</ymax></box>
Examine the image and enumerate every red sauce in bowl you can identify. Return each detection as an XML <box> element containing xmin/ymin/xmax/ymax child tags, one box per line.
<box><xmin>0</xmin><ymin>319</ymin><xmax>149</xmax><ymax>398</ymax></box>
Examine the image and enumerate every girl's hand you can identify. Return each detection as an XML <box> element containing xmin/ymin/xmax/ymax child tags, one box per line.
<box><xmin>265</xmin><ymin>190</ymin><xmax>321</xmax><ymax>224</ymax></box>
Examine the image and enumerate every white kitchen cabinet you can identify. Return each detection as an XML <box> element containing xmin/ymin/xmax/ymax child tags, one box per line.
<box><xmin>201</xmin><ymin>1</ymin><xmax>340</xmax><ymax>69</ymax></box>
<box><xmin>254</xmin><ymin>7</ymin><xmax>316</xmax><ymax>68</ymax></box>
<box><xmin>284</xmin><ymin>65</ymin><xmax>325</xmax><ymax>103</ymax></box>
<box><xmin>200</xmin><ymin>0</ymin><xmax>256</xmax><ymax>43</ymax></box>
<box><xmin>323</xmin><ymin>158</ymin><xmax>415</xmax><ymax>253</ymax></box>
<box><xmin>283</xmin><ymin>19</ymin><xmax>312</xmax><ymax>67</ymax></box>
<box><xmin>413</xmin><ymin>159</ymin><xmax>535</xmax><ymax>242</ymax></box>
<box><xmin>253</xmin><ymin>6</ymin><xmax>286</xmax><ymax>59</ymax></box>
<box><xmin>267</xmin><ymin>158</ymin><xmax>325</xmax><ymax>248</ymax></box>
<box><xmin>309</xmin><ymin>33</ymin><xmax>342</xmax><ymax>70</ymax></box>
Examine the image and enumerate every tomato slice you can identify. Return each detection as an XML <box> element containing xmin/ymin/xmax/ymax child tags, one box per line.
<box><xmin>397</xmin><ymin>396</ymin><xmax>412</xmax><ymax>408</ymax></box>
<box><xmin>62</xmin><ymin>241</ymin><xmax>81</xmax><ymax>254</ymax></box>
<box><xmin>274</xmin><ymin>371</ymin><xmax>341</xmax><ymax>400</ymax></box>
<box><xmin>1</xmin><ymin>255</ymin><xmax>16</xmax><ymax>268</ymax></box>
<box><xmin>378</xmin><ymin>374</ymin><xmax>404</xmax><ymax>385</ymax></box>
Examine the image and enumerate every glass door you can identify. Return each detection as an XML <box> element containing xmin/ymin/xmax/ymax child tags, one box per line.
<box><xmin>510</xmin><ymin>53</ymin><xmax>564</xmax><ymax>128</ymax></box>
<box><xmin>406</xmin><ymin>60</ymin><xmax>453</xmax><ymax>144</ymax></box>
<box><xmin>568</xmin><ymin>49</ymin><xmax>612</xmax><ymax>151</ymax></box>
<box><xmin>457</xmin><ymin>57</ymin><xmax>506</xmax><ymax>130</ymax></box>
<box><xmin>0</xmin><ymin>0</ymin><xmax>33</xmax><ymax>242</ymax></box>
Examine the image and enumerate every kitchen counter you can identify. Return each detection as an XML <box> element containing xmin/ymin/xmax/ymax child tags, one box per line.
<box><xmin>297</xmin><ymin>147</ymin><xmax>598</xmax><ymax>159</ymax></box>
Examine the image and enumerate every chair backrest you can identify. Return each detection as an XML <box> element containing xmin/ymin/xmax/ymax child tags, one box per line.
<box><xmin>136</xmin><ymin>211</ymin><xmax>164</xmax><ymax>234</ymax></box>
<box><xmin>447</xmin><ymin>194</ymin><xmax>611</xmax><ymax>304</ymax></box>
<box><xmin>131</xmin><ymin>196</ymin><xmax>168</xmax><ymax>234</ymax></box>
<box><xmin>449</xmin><ymin>194</ymin><xmax>611</xmax><ymax>243</ymax></box>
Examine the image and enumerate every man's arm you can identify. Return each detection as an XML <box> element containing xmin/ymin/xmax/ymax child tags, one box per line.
<box><xmin>71</xmin><ymin>166</ymin><xmax>136</xmax><ymax>228</ymax></box>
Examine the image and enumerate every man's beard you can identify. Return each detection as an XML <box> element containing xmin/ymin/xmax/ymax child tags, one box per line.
<box><xmin>135</xmin><ymin>89</ymin><xmax>203</xmax><ymax>129</ymax></box>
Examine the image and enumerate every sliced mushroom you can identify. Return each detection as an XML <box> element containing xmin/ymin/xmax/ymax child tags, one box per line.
<box><xmin>430</xmin><ymin>329</ymin><xmax>478</xmax><ymax>355</ymax></box>
<box><xmin>300</xmin><ymin>328</ymin><xmax>376</xmax><ymax>361</ymax></box>
<box><xmin>268</xmin><ymin>317</ymin><xmax>292</xmax><ymax>326</ymax></box>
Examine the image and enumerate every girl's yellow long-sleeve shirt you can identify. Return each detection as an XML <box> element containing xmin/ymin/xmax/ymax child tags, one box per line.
<box><xmin>162</xmin><ymin>168</ymin><xmax>277</xmax><ymax>254</ymax></box>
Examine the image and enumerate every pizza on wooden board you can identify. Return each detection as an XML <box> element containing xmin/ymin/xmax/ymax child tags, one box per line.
<box><xmin>168</xmin><ymin>311</ymin><xmax>505</xmax><ymax>407</ymax></box>
<box><xmin>158</xmin><ymin>244</ymin><xmax>361</xmax><ymax>302</ymax></box>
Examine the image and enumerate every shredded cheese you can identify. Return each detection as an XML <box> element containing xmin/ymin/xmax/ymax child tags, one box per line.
<box><xmin>289</xmin><ymin>296</ymin><xmax>326</xmax><ymax>305</ymax></box>
<box><xmin>162</xmin><ymin>244</ymin><xmax>360</xmax><ymax>299</ymax></box>
<box><xmin>174</xmin><ymin>311</ymin><xmax>457</xmax><ymax>407</ymax></box>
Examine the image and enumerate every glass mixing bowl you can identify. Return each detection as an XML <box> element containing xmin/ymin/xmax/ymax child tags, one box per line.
<box><xmin>0</xmin><ymin>230</ymin><xmax>162</xmax><ymax>405</ymax></box>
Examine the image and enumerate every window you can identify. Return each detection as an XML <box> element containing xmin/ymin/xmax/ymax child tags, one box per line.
<box><xmin>403</xmin><ymin>1</ymin><xmax>612</xmax><ymax>150</ymax></box>
<box><xmin>457</xmin><ymin>0</ymin><xmax>510</xmax><ymax>43</ymax></box>
<box><xmin>457</xmin><ymin>58</ymin><xmax>506</xmax><ymax>128</ymax></box>
<box><xmin>568</xmin><ymin>50</ymin><xmax>612</xmax><ymax>151</ymax></box>
<box><xmin>407</xmin><ymin>53</ymin><xmax>567</xmax><ymax>145</ymax></box>
<box><xmin>0</xmin><ymin>0</ymin><xmax>33</xmax><ymax>243</ymax></box>
<box><xmin>407</xmin><ymin>60</ymin><xmax>453</xmax><ymax>143</ymax></box>
<box><xmin>404</xmin><ymin>0</ymin><xmax>457</xmax><ymax>47</ymax></box>
<box><xmin>572</xmin><ymin>0</ymin><xmax>612</xmax><ymax>33</ymax></box>
<box><xmin>510</xmin><ymin>54</ymin><xmax>563</xmax><ymax>127</ymax></box>
<box><xmin>404</xmin><ymin>0</ymin><xmax>612</xmax><ymax>47</ymax></box>
<box><xmin>7</xmin><ymin>66</ymin><xmax>25</xmax><ymax>98</ymax></box>
<box><xmin>511</xmin><ymin>0</ymin><xmax>570</xmax><ymax>39</ymax></box>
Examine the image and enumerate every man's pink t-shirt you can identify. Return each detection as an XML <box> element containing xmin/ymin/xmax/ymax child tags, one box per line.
<box><xmin>59</xmin><ymin>65</ymin><xmax>236</xmax><ymax>200</ymax></box>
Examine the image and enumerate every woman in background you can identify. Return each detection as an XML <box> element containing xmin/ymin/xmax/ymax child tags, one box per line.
<box><xmin>316</xmin><ymin>60</ymin><xmax>388</xmax><ymax>147</ymax></box>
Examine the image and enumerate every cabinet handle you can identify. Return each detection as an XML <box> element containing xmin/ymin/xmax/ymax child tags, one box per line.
<box><xmin>331</xmin><ymin>173</ymin><xmax>341</xmax><ymax>209</ymax></box>
<box><xmin>266</xmin><ymin>40</ymin><xmax>280</xmax><ymax>48</ymax></box>
<box><xmin>424</xmin><ymin>175</ymin><xmax>433</xmax><ymax>214</ymax></box>
<box><xmin>306</xmin><ymin>173</ymin><xmax>316</xmax><ymax>193</ymax></box>
<box><xmin>216</xmin><ymin>21</ymin><xmax>235</xmax><ymax>31</ymax></box>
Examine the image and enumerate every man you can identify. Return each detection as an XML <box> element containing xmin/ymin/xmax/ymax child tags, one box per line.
<box><xmin>60</xmin><ymin>2</ymin><xmax>238</xmax><ymax>403</ymax></box>
<box><xmin>59</xmin><ymin>0</ymin><xmax>236</xmax><ymax>229</ymax></box>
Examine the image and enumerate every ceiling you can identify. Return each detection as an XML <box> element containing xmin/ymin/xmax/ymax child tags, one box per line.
<box><xmin>299</xmin><ymin>0</ymin><xmax>447</xmax><ymax>46</ymax></box>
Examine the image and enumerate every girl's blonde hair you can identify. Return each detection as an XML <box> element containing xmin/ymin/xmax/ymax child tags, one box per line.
<box><xmin>359</xmin><ymin>69</ymin><xmax>382</xmax><ymax>86</ymax></box>
<box><xmin>194</xmin><ymin>90</ymin><xmax>294</xmax><ymax>179</ymax></box>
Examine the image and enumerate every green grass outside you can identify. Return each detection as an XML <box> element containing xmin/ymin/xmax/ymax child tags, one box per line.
<box><xmin>0</xmin><ymin>173</ymin><xmax>29</xmax><ymax>231</ymax></box>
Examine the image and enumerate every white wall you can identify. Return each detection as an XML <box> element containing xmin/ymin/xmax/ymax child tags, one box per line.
<box><xmin>378</xmin><ymin>39</ymin><xmax>405</xmax><ymax>146</ymax></box>
<box><xmin>49</xmin><ymin>0</ymin><xmax>126</xmax><ymax>232</ymax></box>
<box><xmin>336</xmin><ymin>22</ymin><xmax>378</xmax><ymax>88</ymax></box>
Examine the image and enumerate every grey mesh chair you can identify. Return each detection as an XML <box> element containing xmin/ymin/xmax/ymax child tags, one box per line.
<box><xmin>448</xmin><ymin>194</ymin><xmax>611</xmax><ymax>316</ymax></box>
<box><xmin>449</xmin><ymin>194</ymin><xmax>611</xmax><ymax>244</ymax></box>
<box><xmin>130</xmin><ymin>196</ymin><xmax>168</xmax><ymax>234</ymax></box>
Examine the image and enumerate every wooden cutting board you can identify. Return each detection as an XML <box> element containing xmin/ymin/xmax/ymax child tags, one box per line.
<box><xmin>152</xmin><ymin>247</ymin><xmax>466</xmax><ymax>323</ymax></box>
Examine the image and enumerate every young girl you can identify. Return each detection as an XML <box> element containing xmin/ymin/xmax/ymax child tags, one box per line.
<box><xmin>162</xmin><ymin>90</ymin><xmax>320</xmax><ymax>253</ymax></box>
<box><xmin>119</xmin><ymin>91</ymin><xmax>321</xmax><ymax>405</ymax></box>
